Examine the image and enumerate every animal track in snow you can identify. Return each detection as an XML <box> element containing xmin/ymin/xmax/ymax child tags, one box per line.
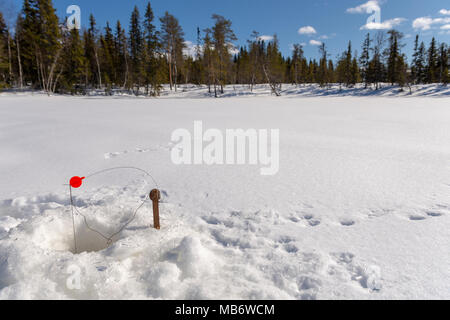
<box><xmin>425</xmin><ymin>204</ymin><xmax>448</xmax><ymax>218</ymax></box>
<box><xmin>426</xmin><ymin>212</ymin><xmax>443</xmax><ymax>217</ymax></box>
<box><xmin>331</xmin><ymin>252</ymin><xmax>382</xmax><ymax>291</ymax></box>
<box><xmin>307</xmin><ymin>219</ymin><xmax>321</xmax><ymax>227</ymax></box>
<box><xmin>284</xmin><ymin>243</ymin><xmax>299</xmax><ymax>253</ymax></box>
<box><xmin>409</xmin><ymin>206</ymin><xmax>446</xmax><ymax>221</ymax></box>
<box><xmin>340</xmin><ymin>219</ymin><xmax>356</xmax><ymax>227</ymax></box>
<box><xmin>104</xmin><ymin>152</ymin><xmax>121</xmax><ymax>159</ymax></box>
<box><xmin>288</xmin><ymin>212</ymin><xmax>321</xmax><ymax>227</ymax></box>
<box><xmin>104</xmin><ymin>144</ymin><xmax>172</xmax><ymax>160</ymax></box>
<box><xmin>409</xmin><ymin>215</ymin><xmax>426</xmax><ymax>221</ymax></box>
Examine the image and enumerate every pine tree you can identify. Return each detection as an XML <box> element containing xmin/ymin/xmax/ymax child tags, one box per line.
<box><xmin>351</xmin><ymin>57</ymin><xmax>360</xmax><ymax>86</ymax></box>
<box><xmin>369</xmin><ymin>31</ymin><xmax>386</xmax><ymax>90</ymax></box>
<box><xmin>129</xmin><ymin>6</ymin><xmax>143</xmax><ymax>94</ymax></box>
<box><xmin>345</xmin><ymin>42</ymin><xmax>354</xmax><ymax>86</ymax></box>
<box><xmin>247</xmin><ymin>31</ymin><xmax>262</xmax><ymax>91</ymax></box>
<box><xmin>412</xmin><ymin>35</ymin><xmax>420</xmax><ymax>84</ymax></box>
<box><xmin>0</xmin><ymin>10</ymin><xmax>14</xmax><ymax>87</ymax></box>
<box><xmin>327</xmin><ymin>60</ymin><xmax>335</xmax><ymax>85</ymax></box>
<box><xmin>202</xmin><ymin>28</ymin><xmax>215</xmax><ymax>94</ymax></box>
<box><xmin>84</xmin><ymin>14</ymin><xmax>102</xmax><ymax>88</ymax></box>
<box><xmin>336</xmin><ymin>41</ymin><xmax>354</xmax><ymax>87</ymax></box>
<box><xmin>300</xmin><ymin>58</ymin><xmax>308</xmax><ymax>85</ymax></box>
<box><xmin>291</xmin><ymin>43</ymin><xmax>304</xmax><ymax>86</ymax></box>
<box><xmin>210</xmin><ymin>14</ymin><xmax>236</xmax><ymax>94</ymax></box>
<box><xmin>17</xmin><ymin>0</ymin><xmax>38</xmax><ymax>87</ymax></box>
<box><xmin>411</xmin><ymin>35</ymin><xmax>428</xmax><ymax>85</ymax></box>
<box><xmin>426</xmin><ymin>37</ymin><xmax>439</xmax><ymax>83</ymax></box>
<box><xmin>417</xmin><ymin>42</ymin><xmax>427</xmax><ymax>84</ymax></box>
<box><xmin>195</xmin><ymin>27</ymin><xmax>202</xmax><ymax>61</ymax></box>
<box><xmin>360</xmin><ymin>33</ymin><xmax>371</xmax><ymax>88</ymax></box>
<box><xmin>160</xmin><ymin>11</ymin><xmax>185</xmax><ymax>92</ymax></box>
<box><xmin>23</xmin><ymin>0</ymin><xmax>63</xmax><ymax>93</ymax></box>
<box><xmin>142</xmin><ymin>2</ymin><xmax>162</xmax><ymax>96</ymax></box>
<box><xmin>187</xmin><ymin>27</ymin><xmax>203</xmax><ymax>86</ymax></box>
<box><xmin>14</xmin><ymin>14</ymin><xmax>24</xmax><ymax>88</ymax></box>
<box><xmin>61</xmin><ymin>28</ymin><xmax>86</xmax><ymax>93</ymax></box>
<box><xmin>100</xmin><ymin>22</ymin><xmax>115</xmax><ymax>92</ymax></box>
<box><xmin>235</xmin><ymin>46</ymin><xmax>250</xmax><ymax>85</ymax></box>
<box><xmin>0</xmin><ymin>12</ymin><xmax>9</xmax><ymax>87</ymax></box>
<box><xmin>386</xmin><ymin>30</ymin><xmax>404</xmax><ymax>85</ymax></box>
<box><xmin>114</xmin><ymin>20</ymin><xmax>129</xmax><ymax>89</ymax></box>
<box><xmin>396</xmin><ymin>54</ymin><xmax>408</xmax><ymax>89</ymax></box>
<box><xmin>438</xmin><ymin>43</ymin><xmax>448</xmax><ymax>85</ymax></box>
<box><xmin>263</xmin><ymin>34</ymin><xmax>284</xmax><ymax>95</ymax></box>
<box><xmin>317</xmin><ymin>43</ymin><xmax>328</xmax><ymax>87</ymax></box>
<box><xmin>308</xmin><ymin>59</ymin><xmax>318</xmax><ymax>83</ymax></box>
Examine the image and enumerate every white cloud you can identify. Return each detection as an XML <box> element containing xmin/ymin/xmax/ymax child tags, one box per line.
<box><xmin>413</xmin><ymin>17</ymin><xmax>433</xmax><ymax>30</ymax></box>
<box><xmin>347</xmin><ymin>0</ymin><xmax>380</xmax><ymax>14</ymax></box>
<box><xmin>347</xmin><ymin>1</ymin><xmax>404</xmax><ymax>31</ymax></box>
<box><xmin>441</xmin><ymin>24</ymin><xmax>450</xmax><ymax>30</ymax></box>
<box><xmin>413</xmin><ymin>16</ymin><xmax>450</xmax><ymax>30</ymax></box>
<box><xmin>440</xmin><ymin>9</ymin><xmax>450</xmax><ymax>15</ymax></box>
<box><xmin>361</xmin><ymin>18</ymin><xmax>406</xmax><ymax>30</ymax></box>
<box><xmin>298</xmin><ymin>26</ymin><xmax>317</xmax><ymax>35</ymax></box>
<box><xmin>309</xmin><ymin>40</ymin><xmax>322</xmax><ymax>46</ymax></box>
<box><xmin>318</xmin><ymin>33</ymin><xmax>336</xmax><ymax>40</ymax></box>
<box><xmin>258</xmin><ymin>35</ymin><xmax>273</xmax><ymax>42</ymax></box>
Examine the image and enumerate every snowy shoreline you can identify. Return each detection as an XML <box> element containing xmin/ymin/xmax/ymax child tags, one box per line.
<box><xmin>1</xmin><ymin>83</ymin><xmax>449</xmax><ymax>99</ymax></box>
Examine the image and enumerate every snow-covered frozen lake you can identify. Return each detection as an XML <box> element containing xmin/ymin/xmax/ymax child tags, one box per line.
<box><xmin>0</xmin><ymin>91</ymin><xmax>449</xmax><ymax>299</ymax></box>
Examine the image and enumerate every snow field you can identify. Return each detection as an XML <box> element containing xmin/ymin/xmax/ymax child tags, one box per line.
<box><xmin>0</xmin><ymin>91</ymin><xmax>449</xmax><ymax>299</ymax></box>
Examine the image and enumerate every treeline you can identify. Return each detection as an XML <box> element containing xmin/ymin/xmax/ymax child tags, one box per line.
<box><xmin>0</xmin><ymin>0</ymin><xmax>448</xmax><ymax>96</ymax></box>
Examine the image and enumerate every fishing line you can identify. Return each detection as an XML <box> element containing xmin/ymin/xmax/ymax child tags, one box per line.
<box><xmin>68</xmin><ymin>167</ymin><xmax>159</xmax><ymax>254</ymax></box>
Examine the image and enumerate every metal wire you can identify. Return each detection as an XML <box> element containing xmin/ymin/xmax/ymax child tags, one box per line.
<box><xmin>69</xmin><ymin>186</ymin><xmax>78</xmax><ymax>254</ymax></box>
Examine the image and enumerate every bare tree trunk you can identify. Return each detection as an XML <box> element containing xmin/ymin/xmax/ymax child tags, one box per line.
<box><xmin>53</xmin><ymin>67</ymin><xmax>64</xmax><ymax>93</ymax></box>
<box><xmin>36</xmin><ymin>53</ymin><xmax>47</xmax><ymax>92</ymax></box>
<box><xmin>174</xmin><ymin>61</ymin><xmax>178</xmax><ymax>92</ymax></box>
<box><xmin>94</xmin><ymin>48</ymin><xmax>102</xmax><ymax>88</ymax></box>
<box><xmin>85</xmin><ymin>66</ymin><xmax>88</xmax><ymax>91</ymax></box>
<box><xmin>36</xmin><ymin>55</ymin><xmax>41</xmax><ymax>89</ymax></box>
<box><xmin>16</xmin><ymin>37</ymin><xmax>23</xmax><ymax>89</ymax></box>
<box><xmin>47</xmin><ymin>46</ymin><xmax>63</xmax><ymax>93</ymax></box>
<box><xmin>168</xmin><ymin>57</ymin><xmax>173</xmax><ymax>91</ymax></box>
<box><xmin>262</xmin><ymin>64</ymin><xmax>280</xmax><ymax>96</ymax></box>
<box><xmin>123</xmin><ymin>50</ymin><xmax>129</xmax><ymax>90</ymax></box>
<box><xmin>219</xmin><ymin>63</ymin><xmax>224</xmax><ymax>94</ymax></box>
<box><xmin>7</xmin><ymin>33</ymin><xmax>12</xmax><ymax>83</ymax></box>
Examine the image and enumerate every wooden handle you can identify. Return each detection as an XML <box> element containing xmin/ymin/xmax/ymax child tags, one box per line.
<box><xmin>150</xmin><ymin>189</ymin><xmax>161</xmax><ymax>230</ymax></box>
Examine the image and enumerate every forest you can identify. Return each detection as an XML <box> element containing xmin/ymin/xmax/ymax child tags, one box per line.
<box><xmin>0</xmin><ymin>0</ymin><xmax>448</xmax><ymax>96</ymax></box>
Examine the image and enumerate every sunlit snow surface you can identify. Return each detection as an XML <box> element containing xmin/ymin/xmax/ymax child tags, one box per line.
<box><xmin>0</xmin><ymin>85</ymin><xmax>449</xmax><ymax>299</ymax></box>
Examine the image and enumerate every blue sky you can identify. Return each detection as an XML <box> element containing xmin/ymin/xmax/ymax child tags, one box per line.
<box><xmin>3</xmin><ymin>0</ymin><xmax>450</xmax><ymax>61</ymax></box>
